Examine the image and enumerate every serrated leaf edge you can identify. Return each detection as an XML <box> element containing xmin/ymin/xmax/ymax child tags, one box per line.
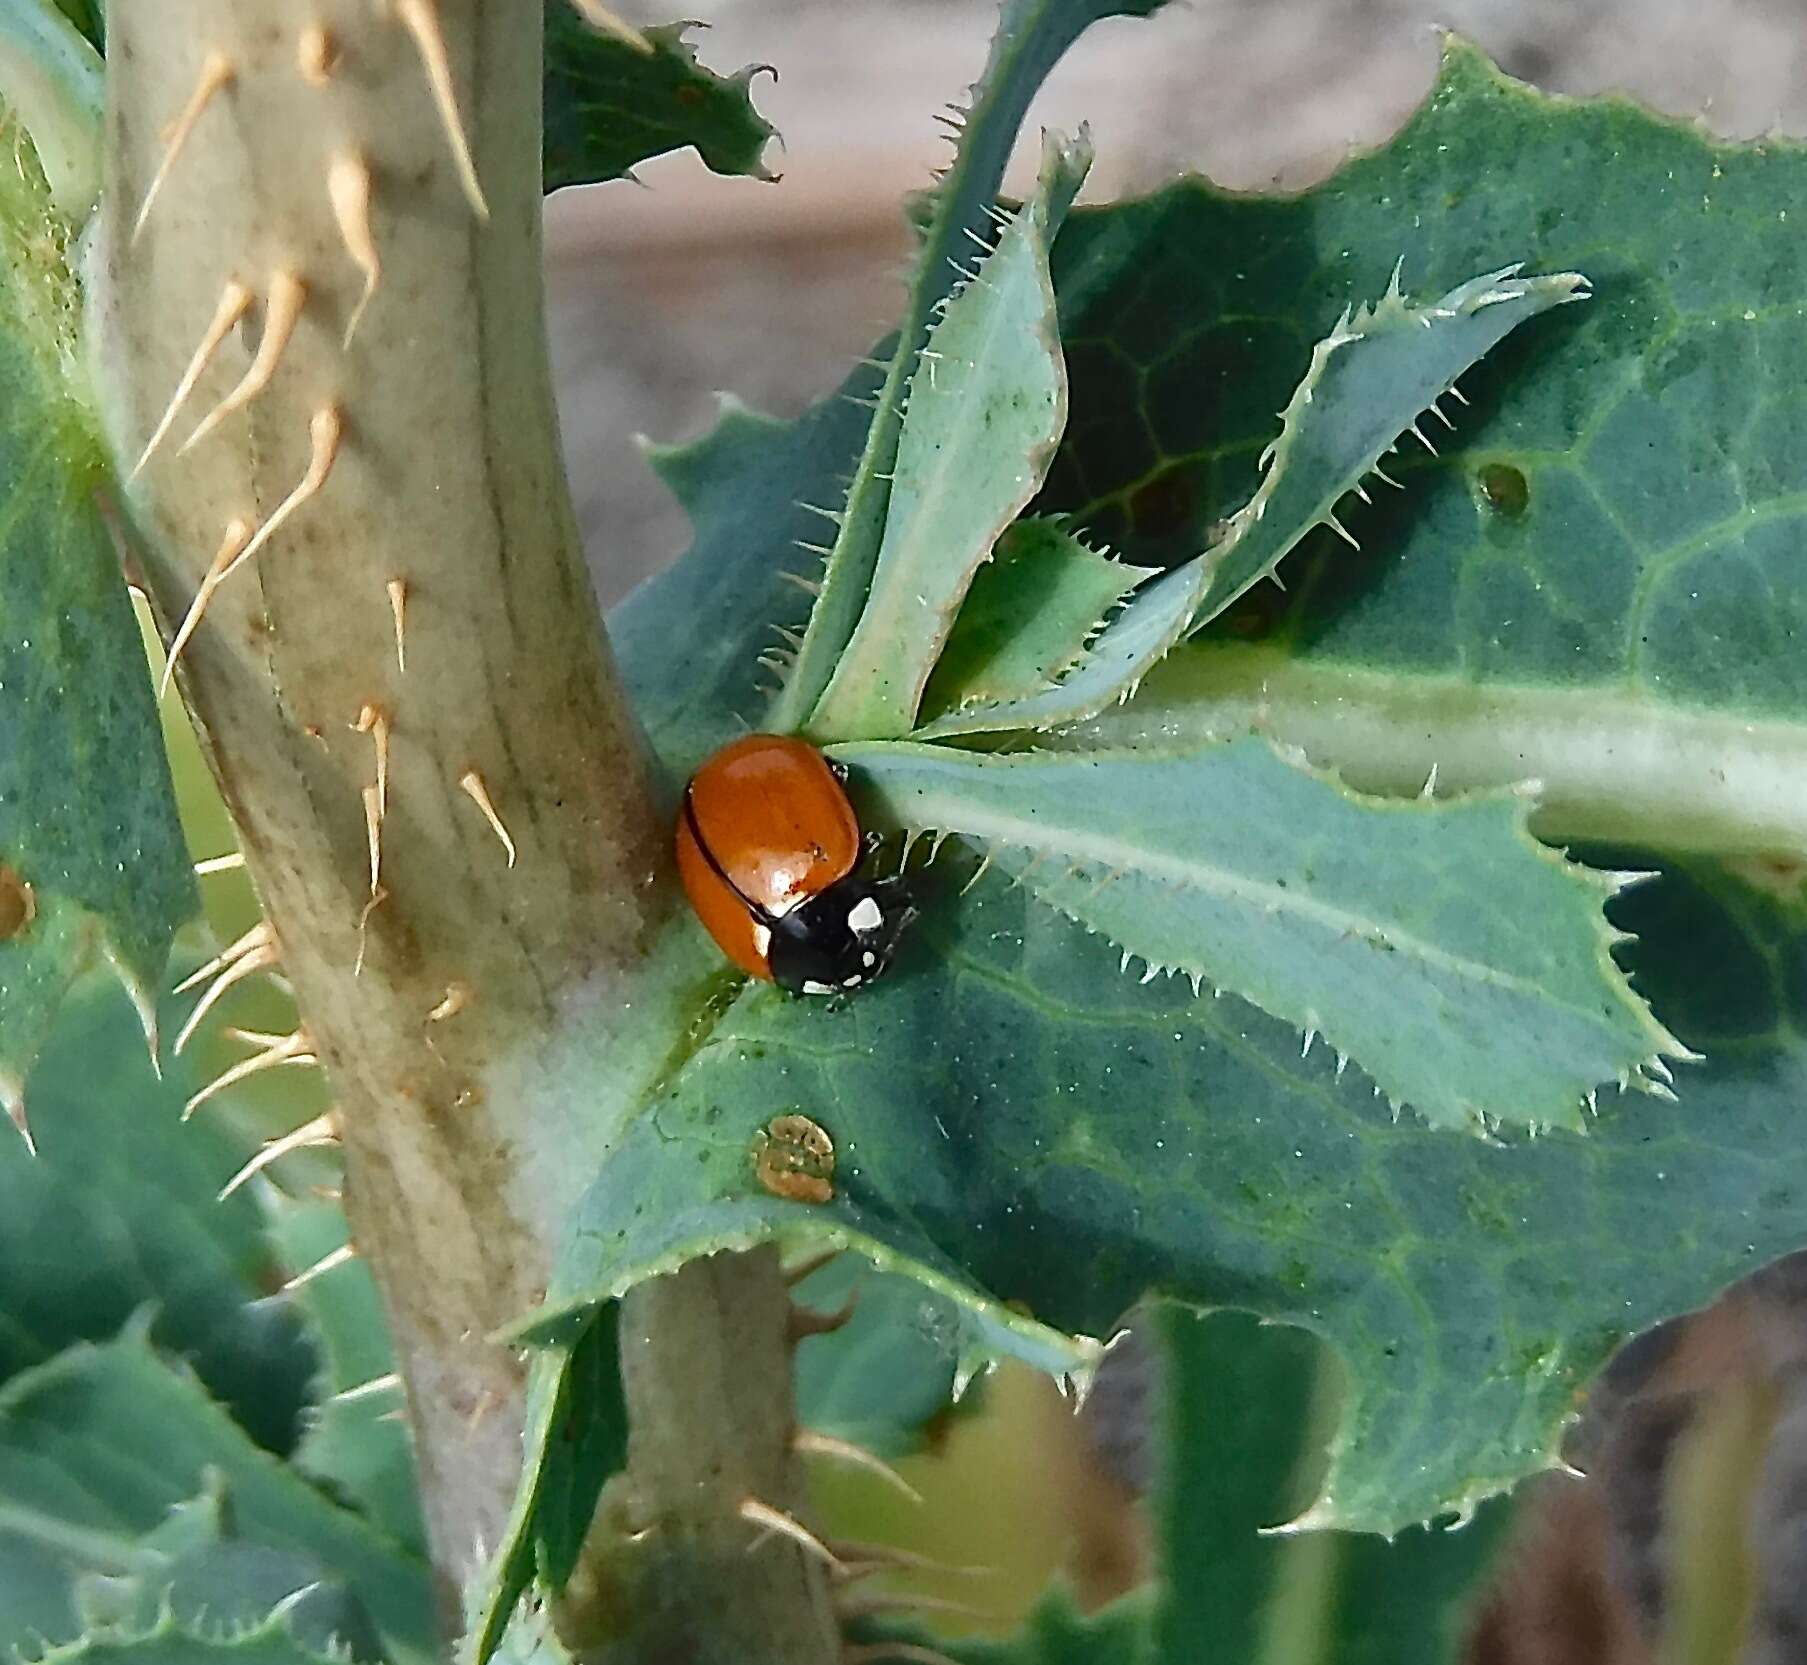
<box><xmin>502</xmin><ymin>1217</ymin><xmax>1099</xmax><ymax>1386</ymax></box>
<box><xmin>843</xmin><ymin>737</ymin><xmax>1689</xmax><ymax>1135</ymax></box>
<box><xmin>930</xmin><ymin>514</ymin><xmax>1155</xmax><ymax>715</ymax></box>
<box><xmin>807</xmin><ymin>131</ymin><xmax>1088</xmax><ymax>740</ymax></box>
<box><xmin>915</xmin><ymin>262</ymin><xmax>1588</xmax><ymax>740</ymax></box>
<box><xmin>22</xmin><ymin>1606</ymin><xmax>357</xmax><ymax>1665</ymax></box>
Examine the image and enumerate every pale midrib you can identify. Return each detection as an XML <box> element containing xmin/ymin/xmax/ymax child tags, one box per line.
<box><xmin>827</xmin><ymin>230</ymin><xmax>1048</xmax><ymax>726</ymax></box>
<box><xmin>1074</xmin><ymin>646</ymin><xmax>1807</xmax><ymax>857</ymax></box>
<box><xmin>893</xmin><ymin>778</ymin><xmax>1576</xmax><ymax>1013</ymax></box>
<box><xmin>0</xmin><ymin>1495</ymin><xmax>159</xmax><ymax>1573</ymax></box>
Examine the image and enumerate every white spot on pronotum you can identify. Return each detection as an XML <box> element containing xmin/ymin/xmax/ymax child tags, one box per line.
<box><xmin>297</xmin><ymin>24</ymin><xmax>336</xmax><ymax>85</ymax></box>
<box><xmin>217</xmin><ymin>406</ymin><xmax>344</xmax><ymax>580</ymax></box>
<box><xmin>750</xmin><ymin>922</ymin><xmax>772</xmax><ymax>958</ymax></box>
<box><xmin>394</xmin><ymin>0</ymin><xmax>491</xmax><ymax>220</ymax></box>
<box><xmin>458</xmin><ymin>770</ymin><xmax>517</xmax><ymax>867</ymax></box>
<box><xmin>329</xmin><ymin>151</ymin><xmax>382</xmax><ymax>347</ymax></box>
<box><xmin>134</xmin><ymin>50</ymin><xmax>235</xmax><ymax>242</ymax></box>
<box><xmin>181</xmin><ymin>271</ymin><xmax>309</xmax><ymax>454</ymax></box>
<box><xmin>386</xmin><ymin>579</ymin><xmax>409</xmax><ymax>673</ymax></box>
<box><xmin>861</xmin><ymin>951</ymin><xmax>876</xmax><ymax>968</ymax></box>
<box><xmin>846</xmin><ymin>896</ymin><xmax>883</xmax><ymax>933</ymax></box>
<box><xmin>134</xmin><ymin>282</ymin><xmax>252</xmax><ymax>477</ymax></box>
<box><xmin>160</xmin><ymin>517</ymin><xmax>254</xmax><ymax>698</ymax></box>
<box><xmin>802</xmin><ymin>979</ymin><xmax>837</xmax><ymax>996</ymax></box>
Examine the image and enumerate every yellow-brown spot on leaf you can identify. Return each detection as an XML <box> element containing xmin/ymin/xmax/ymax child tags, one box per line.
<box><xmin>1476</xmin><ymin>461</ymin><xmax>1530</xmax><ymax>519</ymax></box>
<box><xmin>755</xmin><ymin>1113</ymin><xmax>835</xmax><ymax>1204</ymax></box>
<box><xmin>0</xmin><ymin>866</ymin><xmax>35</xmax><ymax>940</ymax></box>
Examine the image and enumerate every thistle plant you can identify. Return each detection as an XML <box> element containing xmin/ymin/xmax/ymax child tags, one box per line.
<box><xmin>1</xmin><ymin>1</ymin><xmax>1805</xmax><ymax>1662</ymax></box>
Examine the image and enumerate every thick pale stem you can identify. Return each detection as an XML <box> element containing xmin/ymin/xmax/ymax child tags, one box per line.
<box><xmin>89</xmin><ymin>0</ymin><xmax>667</xmax><ymax>1603</ymax></box>
<box><xmin>555</xmin><ymin>1249</ymin><xmax>840</xmax><ymax>1663</ymax></box>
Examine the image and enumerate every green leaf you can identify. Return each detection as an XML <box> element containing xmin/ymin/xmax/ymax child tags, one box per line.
<box><xmin>807</xmin><ymin>133</ymin><xmax>1085</xmax><ymax>741</ymax></box>
<box><xmin>268</xmin><ymin>1203</ymin><xmax>423</xmax><ymax>1553</ymax></box>
<box><xmin>49</xmin><ymin>0</ymin><xmax>100</xmax><ymax>50</ymax></box>
<box><xmin>1037</xmin><ymin>39</ymin><xmax>1807</xmax><ymax>857</ymax></box>
<box><xmin>77</xmin><ymin>1538</ymin><xmax>384</xmax><ymax>1664</ymax></box>
<box><xmin>0</xmin><ymin>117</ymin><xmax>194</xmax><ymax>1134</ymax></box>
<box><xmin>836</xmin><ymin>739</ymin><xmax>1678</xmax><ymax>1133</ymax></box>
<box><xmin>0</xmin><ymin>985</ymin><xmax>313</xmax><ymax>1454</ymax></box>
<box><xmin>920</xmin><ymin>518</ymin><xmax>1150</xmax><ymax>722</ymax></box>
<box><xmin>790</xmin><ymin>1254</ymin><xmax>964</xmax><ymax>1460</ymax></box>
<box><xmin>877</xmin><ymin>1313</ymin><xmax>1507</xmax><ymax>1663</ymax></box>
<box><xmin>907</xmin><ymin>1588</ymin><xmax>1157</xmax><ymax>1663</ymax></box>
<box><xmin>542</xmin><ymin>6</ymin><xmax>776</xmax><ymax>193</ymax></box>
<box><xmin>1152</xmin><ymin>1310</ymin><xmax>1507</xmax><ymax>1663</ymax></box>
<box><xmin>917</xmin><ymin>263</ymin><xmax>1587</xmax><ymax>740</ymax></box>
<box><xmin>472</xmin><ymin>1249</ymin><xmax>968</xmax><ymax>1661</ymax></box>
<box><xmin>592</xmin><ymin>29</ymin><xmax>1807</xmax><ymax>1549</ymax></box>
<box><xmin>0</xmin><ymin>0</ymin><xmax>101</xmax><ymax>216</ymax></box>
<box><xmin>28</xmin><ymin>1610</ymin><xmax>363</xmax><ymax>1665</ymax></box>
<box><xmin>464</xmin><ymin>1310</ymin><xmax>626</xmax><ymax>1665</ymax></box>
<box><xmin>624</xmin><ymin>380</ymin><xmax>882</xmax><ymax>778</ymax></box>
<box><xmin>769</xmin><ymin>0</ymin><xmax>1174</xmax><ymax>731</ymax></box>
<box><xmin>531</xmin><ymin>1306</ymin><xmax>626</xmax><ymax>1593</ymax></box>
<box><xmin>0</xmin><ymin>1333</ymin><xmax>435</xmax><ymax>1662</ymax></box>
<box><xmin>468</xmin><ymin>1602</ymin><xmax>578</xmax><ymax>1665</ymax></box>
<box><xmin>522</xmin><ymin>841</ymin><xmax>1807</xmax><ymax>1536</ymax></box>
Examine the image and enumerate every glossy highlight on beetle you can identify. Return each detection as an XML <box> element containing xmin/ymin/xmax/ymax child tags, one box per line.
<box><xmin>676</xmin><ymin>734</ymin><xmax>913</xmax><ymax>995</ymax></box>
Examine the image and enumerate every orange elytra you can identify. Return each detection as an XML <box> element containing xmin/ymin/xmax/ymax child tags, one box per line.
<box><xmin>676</xmin><ymin>734</ymin><xmax>914</xmax><ymax>995</ymax></box>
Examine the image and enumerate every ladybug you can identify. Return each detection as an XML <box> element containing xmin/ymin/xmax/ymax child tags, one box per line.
<box><xmin>676</xmin><ymin>734</ymin><xmax>914</xmax><ymax>995</ymax></box>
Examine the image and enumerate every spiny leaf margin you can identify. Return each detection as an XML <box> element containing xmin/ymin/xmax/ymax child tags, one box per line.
<box><xmin>542</xmin><ymin>6</ymin><xmax>777</xmax><ymax>192</ymax></box>
<box><xmin>920</xmin><ymin>516</ymin><xmax>1151</xmax><ymax>720</ymax></box>
<box><xmin>917</xmin><ymin>263</ymin><xmax>1588</xmax><ymax>739</ymax></box>
<box><xmin>0</xmin><ymin>111</ymin><xmax>195</xmax><ymax>1137</ymax></box>
<box><xmin>769</xmin><ymin>0</ymin><xmax>1176</xmax><ymax>730</ymax></box>
<box><xmin>837</xmin><ymin>737</ymin><xmax>1683</xmax><ymax>1132</ymax></box>
<box><xmin>807</xmin><ymin>130</ymin><xmax>1085</xmax><ymax>740</ymax></box>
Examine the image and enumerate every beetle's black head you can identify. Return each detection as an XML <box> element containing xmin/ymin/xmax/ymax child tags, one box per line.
<box><xmin>768</xmin><ymin>875</ymin><xmax>915</xmax><ymax>997</ymax></box>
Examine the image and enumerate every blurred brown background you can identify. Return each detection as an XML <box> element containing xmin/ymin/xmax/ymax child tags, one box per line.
<box><xmin>546</xmin><ymin>0</ymin><xmax>1807</xmax><ymax>606</ymax></box>
<box><xmin>543</xmin><ymin>4</ymin><xmax>1807</xmax><ymax>1660</ymax></box>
